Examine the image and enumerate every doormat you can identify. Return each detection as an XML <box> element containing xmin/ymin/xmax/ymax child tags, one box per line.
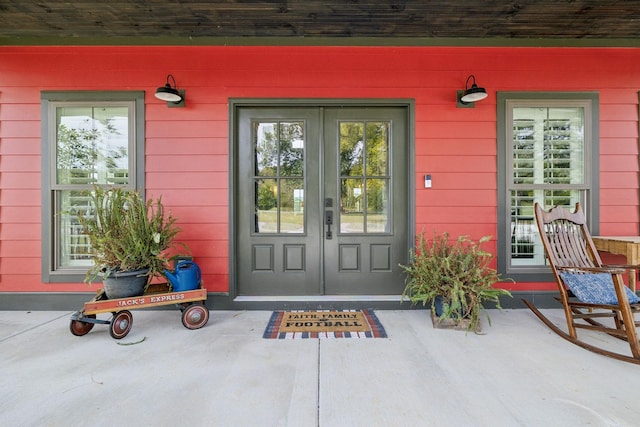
<box><xmin>263</xmin><ymin>309</ymin><xmax>387</xmax><ymax>339</ymax></box>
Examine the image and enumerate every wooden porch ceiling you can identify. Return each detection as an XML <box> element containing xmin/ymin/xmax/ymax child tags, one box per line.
<box><xmin>1</xmin><ymin>1</ymin><xmax>640</xmax><ymax>45</ymax></box>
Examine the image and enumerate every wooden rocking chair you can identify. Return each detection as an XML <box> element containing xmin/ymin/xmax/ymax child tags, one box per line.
<box><xmin>523</xmin><ymin>202</ymin><xmax>640</xmax><ymax>364</ymax></box>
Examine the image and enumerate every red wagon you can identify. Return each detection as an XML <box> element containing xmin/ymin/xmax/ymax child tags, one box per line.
<box><xmin>69</xmin><ymin>283</ymin><xmax>209</xmax><ymax>339</ymax></box>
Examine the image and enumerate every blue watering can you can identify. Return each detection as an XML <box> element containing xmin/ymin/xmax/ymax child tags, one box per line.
<box><xmin>164</xmin><ymin>260</ymin><xmax>201</xmax><ymax>292</ymax></box>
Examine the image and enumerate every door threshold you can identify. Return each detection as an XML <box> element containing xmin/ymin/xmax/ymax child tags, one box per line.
<box><xmin>234</xmin><ymin>295</ymin><xmax>402</xmax><ymax>302</ymax></box>
<box><xmin>214</xmin><ymin>294</ymin><xmax>410</xmax><ymax>310</ymax></box>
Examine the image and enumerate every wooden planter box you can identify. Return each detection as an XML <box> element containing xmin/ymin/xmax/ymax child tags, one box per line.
<box><xmin>430</xmin><ymin>310</ymin><xmax>480</xmax><ymax>333</ymax></box>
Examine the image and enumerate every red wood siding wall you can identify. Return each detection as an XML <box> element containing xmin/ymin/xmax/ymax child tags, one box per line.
<box><xmin>1</xmin><ymin>46</ymin><xmax>639</xmax><ymax>293</ymax></box>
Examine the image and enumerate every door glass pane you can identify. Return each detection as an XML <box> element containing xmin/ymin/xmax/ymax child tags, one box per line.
<box><xmin>254</xmin><ymin>178</ymin><xmax>278</xmax><ymax>233</ymax></box>
<box><xmin>253</xmin><ymin>121</ymin><xmax>305</xmax><ymax>234</ymax></box>
<box><xmin>340</xmin><ymin>122</ymin><xmax>364</xmax><ymax>176</ymax></box>
<box><xmin>56</xmin><ymin>106</ymin><xmax>129</xmax><ymax>186</ymax></box>
<box><xmin>279</xmin><ymin>122</ymin><xmax>304</xmax><ymax>177</ymax></box>
<box><xmin>365</xmin><ymin>122</ymin><xmax>389</xmax><ymax>175</ymax></box>
<box><xmin>255</xmin><ymin>122</ymin><xmax>278</xmax><ymax>177</ymax></box>
<box><xmin>340</xmin><ymin>178</ymin><xmax>364</xmax><ymax>233</ymax></box>
<box><xmin>280</xmin><ymin>178</ymin><xmax>304</xmax><ymax>233</ymax></box>
<box><xmin>366</xmin><ymin>179</ymin><xmax>389</xmax><ymax>232</ymax></box>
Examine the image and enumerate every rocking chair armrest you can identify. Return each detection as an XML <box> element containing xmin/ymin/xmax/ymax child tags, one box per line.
<box><xmin>602</xmin><ymin>264</ymin><xmax>640</xmax><ymax>271</ymax></box>
<box><xmin>556</xmin><ymin>266</ymin><xmax>627</xmax><ymax>275</ymax></box>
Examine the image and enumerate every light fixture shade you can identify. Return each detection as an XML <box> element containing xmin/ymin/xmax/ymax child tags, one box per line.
<box><xmin>458</xmin><ymin>75</ymin><xmax>488</xmax><ymax>107</ymax></box>
<box><xmin>155</xmin><ymin>85</ymin><xmax>182</xmax><ymax>102</ymax></box>
<box><xmin>460</xmin><ymin>86</ymin><xmax>488</xmax><ymax>103</ymax></box>
<box><xmin>154</xmin><ymin>74</ymin><xmax>184</xmax><ymax>106</ymax></box>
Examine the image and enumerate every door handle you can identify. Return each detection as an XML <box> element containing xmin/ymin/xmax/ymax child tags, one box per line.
<box><xmin>325</xmin><ymin>210</ymin><xmax>333</xmax><ymax>239</ymax></box>
<box><xmin>325</xmin><ymin>210</ymin><xmax>333</xmax><ymax>225</ymax></box>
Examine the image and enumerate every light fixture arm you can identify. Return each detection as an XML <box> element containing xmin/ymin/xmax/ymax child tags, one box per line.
<box><xmin>166</xmin><ymin>74</ymin><xmax>177</xmax><ymax>90</ymax></box>
<box><xmin>465</xmin><ymin>75</ymin><xmax>477</xmax><ymax>91</ymax></box>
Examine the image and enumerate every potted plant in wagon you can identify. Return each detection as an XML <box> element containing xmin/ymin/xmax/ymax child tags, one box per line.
<box><xmin>76</xmin><ymin>185</ymin><xmax>184</xmax><ymax>299</ymax></box>
<box><xmin>400</xmin><ymin>231</ymin><xmax>513</xmax><ymax>333</ymax></box>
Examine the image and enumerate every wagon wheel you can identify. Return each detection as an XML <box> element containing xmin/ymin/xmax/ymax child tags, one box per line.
<box><xmin>181</xmin><ymin>303</ymin><xmax>209</xmax><ymax>330</ymax></box>
<box><xmin>69</xmin><ymin>314</ymin><xmax>96</xmax><ymax>336</ymax></box>
<box><xmin>110</xmin><ymin>310</ymin><xmax>133</xmax><ymax>339</ymax></box>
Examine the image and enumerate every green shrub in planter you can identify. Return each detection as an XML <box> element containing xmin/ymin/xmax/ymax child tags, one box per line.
<box><xmin>77</xmin><ymin>186</ymin><xmax>186</xmax><ymax>286</ymax></box>
<box><xmin>400</xmin><ymin>231</ymin><xmax>513</xmax><ymax>332</ymax></box>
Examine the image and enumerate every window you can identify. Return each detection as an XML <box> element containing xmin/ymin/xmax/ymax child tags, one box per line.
<box><xmin>41</xmin><ymin>92</ymin><xmax>145</xmax><ymax>282</ymax></box>
<box><xmin>497</xmin><ymin>93</ymin><xmax>599</xmax><ymax>281</ymax></box>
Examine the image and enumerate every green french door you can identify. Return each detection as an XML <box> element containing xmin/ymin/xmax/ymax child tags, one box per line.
<box><xmin>236</xmin><ymin>106</ymin><xmax>408</xmax><ymax>296</ymax></box>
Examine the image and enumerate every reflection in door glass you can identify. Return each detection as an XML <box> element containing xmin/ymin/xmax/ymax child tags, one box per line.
<box><xmin>340</xmin><ymin>178</ymin><xmax>365</xmax><ymax>233</ymax></box>
<box><xmin>339</xmin><ymin>121</ymin><xmax>390</xmax><ymax>233</ymax></box>
<box><xmin>340</xmin><ymin>123</ymin><xmax>364</xmax><ymax>176</ymax></box>
<box><xmin>366</xmin><ymin>178</ymin><xmax>389</xmax><ymax>232</ymax></box>
<box><xmin>280</xmin><ymin>178</ymin><xmax>304</xmax><ymax>233</ymax></box>
<box><xmin>255</xmin><ymin>178</ymin><xmax>278</xmax><ymax>233</ymax></box>
<box><xmin>253</xmin><ymin>121</ymin><xmax>305</xmax><ymax>234</ymax></box>
<box><xmin>365</xmin><ymin>122</ymin><xmax>389</xmax><ymax>175</ymax></box>
<box><xmin>255</xmin><ymin>122</ymin><xmax>278</xmax><ymax>177</ymax></box>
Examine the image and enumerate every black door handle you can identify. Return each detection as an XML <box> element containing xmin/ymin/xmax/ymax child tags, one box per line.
<box><xmin>325</xmin><ymin>210</ymin><xmax>333</xmax><ymax>239</ymax></box>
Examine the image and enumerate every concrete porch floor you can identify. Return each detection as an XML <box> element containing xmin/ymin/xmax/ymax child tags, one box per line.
<box><xmin>1</xmin><ymin>308</ymin><xmax>639</xmax><ymax>426</ymax></box>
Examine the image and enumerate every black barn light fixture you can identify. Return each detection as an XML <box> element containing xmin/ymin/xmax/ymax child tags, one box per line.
<box><xmin>155</xmin><ymin>74</ymin><xmax>185</xmax><ymax>107</ymax></box>
<box><xmin>457</xmin><ymin>75</ymin><xmax>488</xmax><ymax>108</ymax></box>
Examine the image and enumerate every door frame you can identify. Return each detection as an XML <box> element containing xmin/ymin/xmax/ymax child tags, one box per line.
<box><xmin>228</xmin><ymin>98</ymin><xmax>416</xmax><ymax>308</ymax></box>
